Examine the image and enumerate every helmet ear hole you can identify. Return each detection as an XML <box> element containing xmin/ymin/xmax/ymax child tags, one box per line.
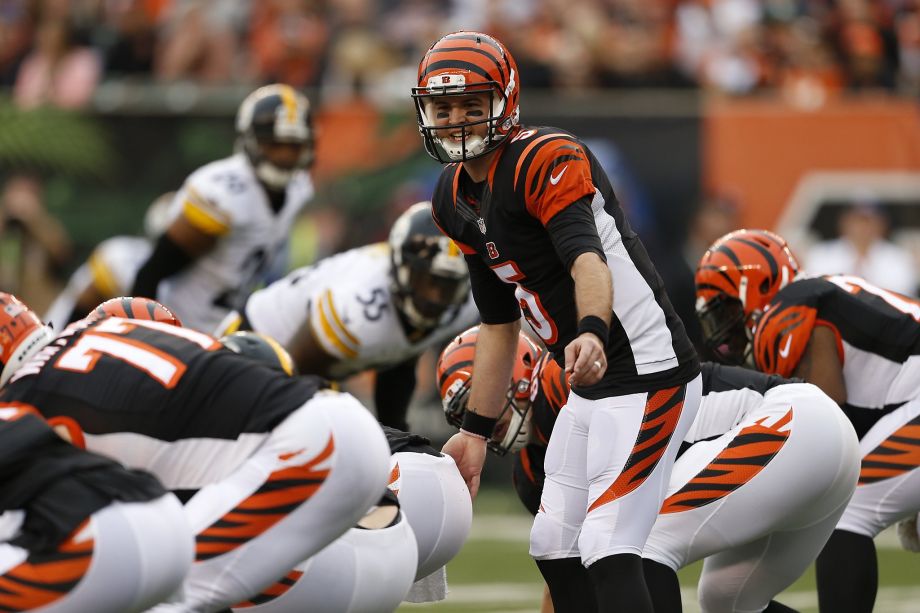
<box><xmin>760</xmin><ymin>278</ymin><xmax>772</xmax><ymax>295</ymax></box>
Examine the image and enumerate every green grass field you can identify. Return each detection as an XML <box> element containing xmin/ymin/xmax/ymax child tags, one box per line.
<box><xmin>399</xmin><ymin>489</ymin><xmax>920</xmax><ymax>613</ymax></box>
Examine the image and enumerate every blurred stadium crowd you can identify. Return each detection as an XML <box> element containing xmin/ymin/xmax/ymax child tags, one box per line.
<box><xmin>3</xmin><ymin>0</ymin><xmax>920</xmax><ymax>109</ymax></box>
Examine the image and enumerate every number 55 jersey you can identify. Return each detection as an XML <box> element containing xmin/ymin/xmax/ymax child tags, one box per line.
<box><xmin>237</xmin><ymin>243</ymin><xmax>481</xmax><ymax>379</ymax></box>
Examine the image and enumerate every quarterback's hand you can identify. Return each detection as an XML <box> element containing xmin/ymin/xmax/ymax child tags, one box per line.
<box><xmin>442</xmin><ymin>431</ymin><xmax>487</xmax><ymax>500</ymax></box>
<box><xmin>565</xmin><ymin>333</ymin><xmax>606</xmax><ymax>387</ymax></box>
<box><xmin>897</xmin><ymin>514</ymin><xmax>920</xmax><ymax>553</ymax></box>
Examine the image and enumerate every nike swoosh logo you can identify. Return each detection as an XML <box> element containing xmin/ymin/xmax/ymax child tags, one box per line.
<box><xmin>550</xmin><ymin>166</ymin><xmax>568</xmax><ymax>185</ymax></box>
<box><xmin>778</xmin><ymin>335</ymin><xmax>793</xmax><ymax>359</ymax></box>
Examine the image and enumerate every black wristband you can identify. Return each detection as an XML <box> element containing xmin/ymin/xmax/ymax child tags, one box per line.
<box><xmin>577</xmin><ymin>315</ymin><xmax>609</xmax><ymax>346</ymax></box>
<box><xmin>461</xmin><ymin>411</ymin><xmax>499</xmax><ymax>439</ymax></box>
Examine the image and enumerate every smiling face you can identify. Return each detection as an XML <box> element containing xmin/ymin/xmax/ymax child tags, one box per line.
<box><xmin>427</xmin><ymin>92</ymin><xmax>492</xmax><ymax>143</ymax></box>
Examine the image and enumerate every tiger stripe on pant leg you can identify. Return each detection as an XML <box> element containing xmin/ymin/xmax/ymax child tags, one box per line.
<box><xmin>661</xmin><ymin>409</ymin><xmax>793</xmax><ymax>514</ymax></box>
<box><xmin>859</xmin><ymin>415</ymin><xmax>920</xmax><ymax>485</ymax></box>
<box><xmin>0</xmin><ymin>523</ymin><xmax>93</xmax><ymax>613</ymax></box>
<box><xmin>195</xmin><ymin>436</ymin><xmax>334</xmax><ymax>561</ymax></box>
<box><xmin>588</xmin><ymin>385</ymin><xmax>687</xmax><ymax>512</ymax></box>
<box><xmin>232</xmin><ymin>570</ymin><xmax>304</xmax><ymax>608</ymax></box>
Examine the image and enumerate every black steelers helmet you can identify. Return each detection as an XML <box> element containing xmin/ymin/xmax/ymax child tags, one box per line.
<box><xmin>388</xmin><ymin>202</ymin><xmax>470</xmax><ymax>330</ymax></box>
<box><xmin>219</xmin><ymin>331</ymin><xmax>298</xmax><ymax>376</ymax></box>
<box><xmin>235</xmin><ymin>84</ymin><xmax>314</xmax><ymax>191</ymax></box>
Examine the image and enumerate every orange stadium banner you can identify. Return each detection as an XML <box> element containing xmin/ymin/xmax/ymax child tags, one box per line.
<box><xmin>704</xmin><ymin>97</ymin><xmax>920</xmax><ymax>232</ymax></box>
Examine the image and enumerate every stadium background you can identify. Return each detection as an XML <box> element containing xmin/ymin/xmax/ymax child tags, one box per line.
<box><xmin>2</xmin><ymin>0</ymin><xmax>920</xmax><ymax>609</ymax></box>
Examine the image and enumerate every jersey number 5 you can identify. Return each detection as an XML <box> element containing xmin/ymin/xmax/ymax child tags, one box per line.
<box><xmin>56</xmin><ymin>318</ymin><xmax>218</xmax><ymax>388</ymax></box>
<box><xmin>492</xmin><ymin>262</ymin><xmax>558</xmax><ymax>344</ymax></box>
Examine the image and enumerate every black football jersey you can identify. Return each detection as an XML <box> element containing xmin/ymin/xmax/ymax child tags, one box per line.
<box><xmin>0</xmin><ymin>406</ymin><xmax>165</xmax><ymax>550</ymax></box>
<box><xmin>431</xmin><ymin>125</ymin><xmax>698</xmax><ymax>398</ymax></box>
<box><xmin>753</xmin><ymin>274</ymin><xmax>920</xmax><ymax>434</ymax></box>
<box><xmin>0</xmin><ymin>317</ymin><xmax>323</xmax><ymax>441</ymax></box>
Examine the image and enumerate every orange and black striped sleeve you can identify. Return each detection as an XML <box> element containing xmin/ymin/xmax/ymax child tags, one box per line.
<box><xmin>516</xmin><ymin>135</ymin><xmax>596</xmax><ymax>226</ymax></box>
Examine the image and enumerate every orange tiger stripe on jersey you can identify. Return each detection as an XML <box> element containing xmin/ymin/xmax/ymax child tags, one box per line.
<box><xmin>233</xmin><ymin>569</ymin><xmax>304</xmax><ymax>608</ymax></box>
<box><xmin>195</xmin><ymin>436</ymin><xmax>334</xmax><ymax>561</ymax></box>
<box><xmin>0</xmin><ymin>522</ymin><xmax>94</xmax><ymax>612</ymax></box>
<box><xmin>661</xmin><ymin>409</ymin><xmax>792</xmax><ymax>514</ymax></box>
<box><xmin>537</xmin><ymin>355</ymin><xmax>568</xmax><ymax>414</ymax></box>
<box><xmin>859</xmin><ymin>417</ymin><xmax>920</xmax><ymax>485</ymax></box>
<box><xmin>512</xmin><ymin>134</ymin><xmax>565</xmax><ymax>189</ymax></box>
<box><xmin>523</xmin><ymin>139</ymin><xmax>595</xmax><ymax>225</ymax></box>
<box><xmin>753</xmin><ymin>303</ymin><xmax>817</xmax><ymax>378</ymax></box>
<box><xmin>588</xmin><ymin>385</ymin><xmax>686</xmax><ymax>513</ymax></box>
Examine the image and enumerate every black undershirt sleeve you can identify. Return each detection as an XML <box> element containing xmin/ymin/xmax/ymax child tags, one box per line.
<box><xmin>130</xmin><ymin>232</ymin><xmax>196</xmax><ymax>299</ymax></box>
<box><xmin>464</xmin><ymin>253</ymin><xmax>521</xmax><ymax>324</ymax></box>
<box><xmin>544</xmin><ymin>198</ymin><xmax>606</xmax><ymax>272</ymax></box>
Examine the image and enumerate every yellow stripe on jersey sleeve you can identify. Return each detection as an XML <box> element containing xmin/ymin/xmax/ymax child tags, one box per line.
<box><xmin>181</xmin><ymin>188</ymin><xmax>231</xmax><ymax>236</ymax></box>
<box><xmin>324</xmin><ymin>289</ymin><xmax>360</xmax><ymax>347</ymax></box>
<box><xmin>88</xmin><ymin>251</ymin><xmax>119</xmax><ymax>297</ymax></box>
<box><xmin>313</xmin><ymin>291</ymin><xmax>359</xmax><ymax>359</ymax></box>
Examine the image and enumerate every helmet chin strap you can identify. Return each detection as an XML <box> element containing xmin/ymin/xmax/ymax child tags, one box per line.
<box><xmin>254</xmin><ymin>161</ymin><xmax>294</xmax><ymax>191</ymax></box>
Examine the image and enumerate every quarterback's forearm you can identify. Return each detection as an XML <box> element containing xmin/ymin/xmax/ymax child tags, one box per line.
<box><xmin>571</xmin><ymin>252</ymin><xmax>611</xmax><ymax>325</ymax></box>
<box><xmin>467</xmin><ymin>320</ymin><xmax>521</xmax><ymax>419</ymax></box>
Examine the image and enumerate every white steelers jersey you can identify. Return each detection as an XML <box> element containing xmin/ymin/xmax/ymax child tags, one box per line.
<box><xmin>158</xmin><ymin>152</ymin><xmax>312</xmax><ymax>332</ymax></box>
<box><xmin>44</xmin><ymin>235</ymin><xmax>152</xmax><ymax>330</ymax></box>
<box><xmin>244</xmin><ymin>242</ymin><xmax>480</xmax><ymax>379</ymax></box>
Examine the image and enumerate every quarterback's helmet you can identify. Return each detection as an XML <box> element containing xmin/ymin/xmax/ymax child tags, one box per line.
<box><xmin>695</xmin><ymin>229</ymin><xmax>799</xmax><ymax>365</ymax></box>
<box><xmin>89</xmin><ymin>297</ymin><xmax>183</xmax><ymax>327</ymax></box>
<box><xmin>436</xmin><ymin>325</ymin><xmax>542</xmax><ymax>455</ymax></box>
<box><xmin>219</xmin><ymin>330</ymin><xmax>297</xmax><ymax>376</ymax></box>
<box><xmin>412</xmin><ymin>31</ymin><xmax>520</xmax><ymax>163</ymax></box>
<box><xmin>0</xmin><ymin>293</ymin><xmax>55</xmax><ymax>387</ymax></box>
<box><xmin>236</xmin><ymin>83</ymin><xmax>314</xmax><ymax>191</ymax></box>
<box><xmin>389</xmin><ymin>201</ymin><xmax>470</xmax><ymax>330</ymax></box>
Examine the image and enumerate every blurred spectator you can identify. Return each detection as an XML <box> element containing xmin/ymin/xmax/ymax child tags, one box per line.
<box><xmin>805</xmin><ymin>200</ymin><xmax>918</xmax><ymax>296</ymax></box>
<box><xmin>0</xmin><ymin>174</ymin><xmax>73</xmax><ymax>313</ymax></box>
<box><xmin>155</xmin><ymin>0</ymin><xmax>247</xmax><ymax>83</ymax></box>
<box><xmin>0</xmin><ymin>1</ymin><xmax>34</xmax><ymax>86</ymax></box>
<box><xmin>247</xmin><ymin>0</ymin><xmax>329</xmax><ymax>88</ymax></box>
<box><xmin>13</xmin><ymin>16</ymin><xmax>101</xmax><ymax>108</ymax></box>
<box><xmin>93</xmin><ymin>0</ymin><xmax>163</xmax><ymax>77</ymax></box>
<box><xmin>323</xmin><ymin>30</ymin><xmax>396</xmax><ymax>98</ymax></box>
<box><xmin>0</xmin><ymin>0</ymin><xmax>914</xmax><ymax>96</ymax></box>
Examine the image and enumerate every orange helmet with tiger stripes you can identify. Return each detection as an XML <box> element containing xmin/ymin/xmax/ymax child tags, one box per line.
<box><xmin>436</xmin><ymin>325</ymin><xmax>541</xmax><ymax>455</ymax></box>
<box><xmin>0</xmin><ymin>293</ymin><xmax>55</xmax><ymax>387</ymax></box>
<box><xmin>695</xmin><ymin>229</ymin><xmax>799</xmax><ymax>365</ymax></box>
<box><xmin>412</xmin><ymin>31</ymin><xmax>520</xmax><ymax>163</ymax></box>
<box><xmin>88</xmin><ymin>296</ymin><xmax>183</xmax><ymax>327</ymax></box>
